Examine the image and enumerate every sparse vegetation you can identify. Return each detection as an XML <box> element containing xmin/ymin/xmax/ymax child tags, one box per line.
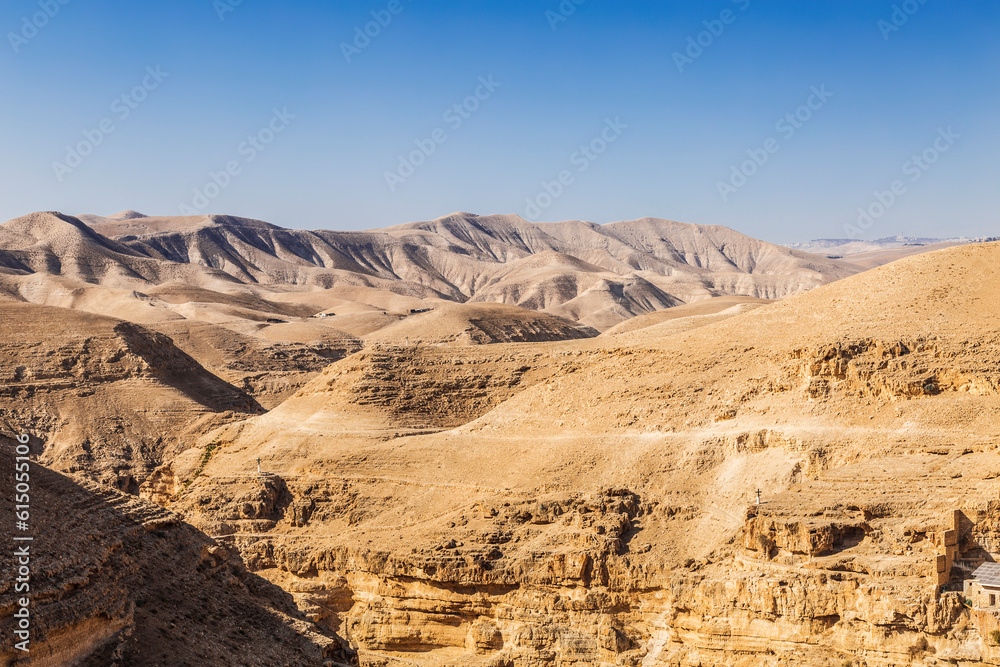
<box><xmin>182</xmin><ymin>440</ymin><xmax>220</xmax><ymax>491</ymax></box>
<box><xmin>991</xmin><ymin>629</ymin><xmax>1000</xmax><ymax>646</ymax></box>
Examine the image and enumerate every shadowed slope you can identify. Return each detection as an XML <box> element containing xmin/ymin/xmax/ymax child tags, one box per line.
<box><xmin>0</xmin><ymin>303</ymin><xmax>261</xmax><ymax>490</ymax></box>
<box><xmin>0</xmin><ymin>435</ymin><xmax>350</xmax><ymax>666</ymax></box>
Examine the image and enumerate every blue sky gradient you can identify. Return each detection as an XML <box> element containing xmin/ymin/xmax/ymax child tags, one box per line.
<box><xmin>1</xmin><ymin>0</ymin><xmax>997</xmax><ymax>242</ymax></box>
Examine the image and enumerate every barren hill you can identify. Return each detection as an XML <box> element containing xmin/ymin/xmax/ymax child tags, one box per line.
<box><xmin>0</xmin><ymin>211</ymin><xmax>237</xmax><ymax>289</ymax></box>
<box><xmin>156</xmin><ymin>241</ymin><xmax>1000</xmax><ymax>665</ymax></box>
<box><xmin>10</xmin><ymin>208</ymin><xmax>980</xmax><ymax>666</ymax></box>
<box><xmin>600</xmin><ymin>294</ymin><xmax>771</xmax><ymax>339</ymax></box>
<box><xmin>363</xmin><ymin>302</ymin><xmax>598</xmax><ymax>345</ymax></box>
<box><xmin>0</xmin><ymin>303</ymin><xmax>261</xmax><ymax>490</ymax></box>
<box><xmin>786</xmin><ymin>235</ymin><xmax>1000</xmax><ymax>270</ymax></box>
<box><xmin>75</xmin><ymin>210</ymin><xmax>857</xmax><ymax>330</ymax></box>
<box><xmin>0</xmin><ymin>209</ymin><xmax>858</xmax><ymax>411</ymax></box>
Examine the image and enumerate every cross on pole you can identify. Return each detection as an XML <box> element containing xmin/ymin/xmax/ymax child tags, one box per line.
<box><xmin>257</xmin><ymin>457</ymin><xmax>261</xmax><ymax>474</ymax></box>
<box><xmin>755</xmin><ymin>489</ymin><xmax>762</xmax><ymax>506</ymax></box>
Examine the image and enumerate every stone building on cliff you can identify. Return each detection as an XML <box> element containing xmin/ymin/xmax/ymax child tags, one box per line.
<box><xmin>965</xmin><ymin>562</ymin><xmax>1000</xmax><ymax>610</ymax></box>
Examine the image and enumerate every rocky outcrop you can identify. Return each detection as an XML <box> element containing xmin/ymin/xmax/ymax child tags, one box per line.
<box><xmin>0</xmin><ymin>303</ymin><xmax>260</xmax><ymax>489</ymax></box>
<box><xmin>167</xmin><ymin>465</ymin><xmax>1000</xmax><ymax>665</ymax></box>
<box><xmin>7</xmin><ymin>234</ymin><xmax>1000</xmax><ymax>665</ymax></box>
<box><xmin>791</xmin><ymin>337</ymin><xmax>1000</xmax><ymax>400</ymax></box>
<box><xmin>291</xmin><ymin>345</ymin><xmax>600</xmax><ymax>429</ymax></box>
<box><xmin>0</xmin><ymin>435</ymin><xmax>350</xmax><ymax>666</ymax></box>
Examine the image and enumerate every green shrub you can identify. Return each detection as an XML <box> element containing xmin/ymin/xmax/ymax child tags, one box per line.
<box><xmin>181</xmin><ymin>440</ymin><xmax>220</xmax><ymax>491</ymax></box>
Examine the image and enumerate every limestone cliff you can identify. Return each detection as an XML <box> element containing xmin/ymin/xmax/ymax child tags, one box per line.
<box><xmin>0</xmin><ymin>433</ymin><xmax>351</xmax><ymax>666</ymax></box>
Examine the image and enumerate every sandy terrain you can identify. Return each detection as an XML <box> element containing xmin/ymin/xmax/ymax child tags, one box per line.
<box><xmin>6</xmin><ymin>208</ymin><xmax>1000</xmax><ymax>665</ymax></box>
<box><xmin>164</xmin><ymin>241</ymin><xmax>1000</xmax><ymax>665</ymax></box>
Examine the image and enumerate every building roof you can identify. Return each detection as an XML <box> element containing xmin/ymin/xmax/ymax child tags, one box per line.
<box><xmin>973</xmin><ymin>563</ymin><xmax>1000</xmax><ymax>587</ymax></box>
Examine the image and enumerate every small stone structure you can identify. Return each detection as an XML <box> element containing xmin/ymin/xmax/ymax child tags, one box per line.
<box><xmin>932</xmin><ymin>509</ymin><xmax>960</xmax><ymax>588</ymax></box>
<box><xmin>965</xmin><ymin>563</ymin><xmax>1000</xmax><ymax>610</ymax></box>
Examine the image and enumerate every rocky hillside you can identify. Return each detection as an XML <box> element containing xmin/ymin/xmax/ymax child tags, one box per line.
<box><xmin>0</xmin><ymin>432</ymin><xmax>353</xmax><ymax>667</ymax></box>
<box><xmin>152</xmin><ymin>241</ymin><xmax>1000</xmax><ymax>666</ymax></box>
<box><xmin>0</xmin><ymin>303</ymin><xmax>261</xmax><ymax>490</ymax></box>
<box><xmin>9</xmin><ymin>208</ymin><xmax>998</xmax><ymax>665</ymax></box>
<box><xmin>0</xmin><ymin>209</ymin><xmax>858</xmax><ymax>413</ymax></box>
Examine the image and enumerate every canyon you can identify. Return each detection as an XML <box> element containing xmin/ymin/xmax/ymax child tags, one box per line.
<box><xmin>2</xmin><ymin>211</ymin><xmax>999</xmax><ymax>666</ymax></box>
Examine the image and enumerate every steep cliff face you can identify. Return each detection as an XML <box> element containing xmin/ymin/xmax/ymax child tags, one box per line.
<box><xmin>170</xmin><ymin>465</ymin><xmax>1000</xmax><ymax>666</ymax></box>
<box><xmin>0</xmin><ymin>434</ymin><xmax>351</xmax><ymax>667</ymax></box>
<box><xmin>181</xmin><ymin>481</ymin><xmax>669</xmax><ymax>665</ymax></box>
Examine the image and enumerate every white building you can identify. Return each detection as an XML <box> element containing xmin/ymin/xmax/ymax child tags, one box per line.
<box><xmin>965</xmin><ymin>562</ymin><xmax>1000</xmax><ymax>609</ymax></box>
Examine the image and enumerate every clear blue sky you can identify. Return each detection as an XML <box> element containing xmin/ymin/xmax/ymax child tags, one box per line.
<box><xmin>1</xmin><ymin>0</ymin><xmax>997</xmax><ymax>242</ymax></box>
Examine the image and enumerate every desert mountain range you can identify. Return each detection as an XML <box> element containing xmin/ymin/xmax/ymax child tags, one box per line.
<box><xmin>2</xmin><ymin>210</ymin><xmax>1000</xmax><ymax>665</ymax></box>
<box><xmin>0</xmin><ymin>210</ymin><xmax>858</xmax><ymax>491</ymax></box>
<box><xmin>1</xmin><ymin>210</ymin><xmax>856</xmax><ymax>331</ymax></box>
